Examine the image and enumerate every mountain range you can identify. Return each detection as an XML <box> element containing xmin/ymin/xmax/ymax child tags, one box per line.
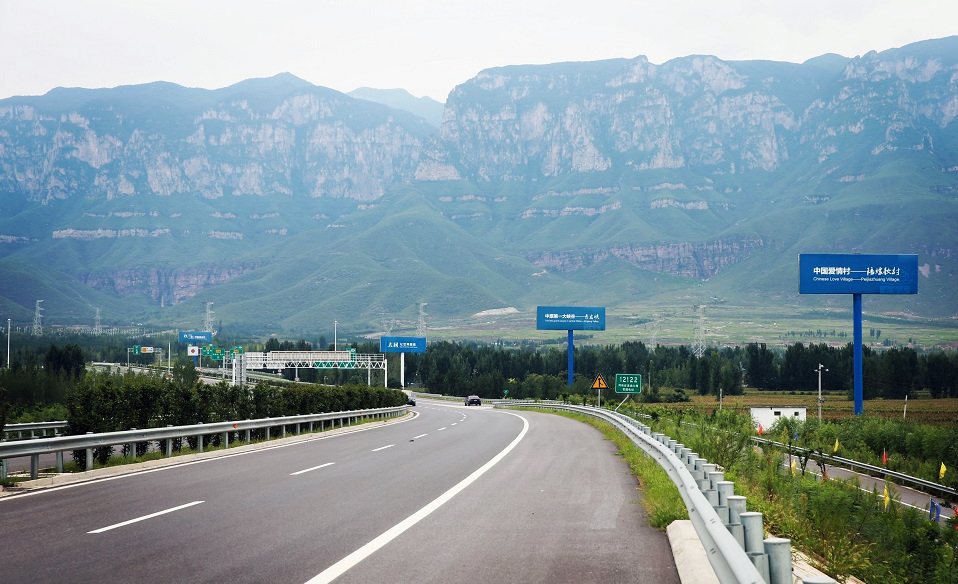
<box><xmin>0</xmin><ymin>37</ymin><xmax>956</xmax><ymax>341</ymax></box>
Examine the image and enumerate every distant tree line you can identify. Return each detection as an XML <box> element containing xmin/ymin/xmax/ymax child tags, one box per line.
<box><xmin>746</xmin><ymin>342</ymin><xmax>958</xmax><ymax>398</ymax></box>
<box><xmin>403</xmin><ymin>341</ymin><xmax>957</xmax><ymax>400</ymax></box>
<box><xmin>2</xmin><ymin>337</ymin><xmax>955</xmax><ymax>432</ymax></box>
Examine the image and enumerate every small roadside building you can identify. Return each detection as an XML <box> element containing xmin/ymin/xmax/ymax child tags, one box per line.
<box><xmin>750</xmin><ymin>406</ymin><xmax>807</xmax><ymax>431</ymax></box>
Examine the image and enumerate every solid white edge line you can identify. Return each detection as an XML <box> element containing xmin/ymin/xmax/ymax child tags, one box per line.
<box><xmin>371</xmin><ymin>445</ymin><xmax>395</xmax><ymax>452</ymax></box>
<box><xmin>304</xmin><ymin>412</ymin><xmax>530</xmax><ymax>584</ymax></box>
<box><xmin>291</xmin><ymin>462</ymin><xmax>336</xmax><ymax>476</ymax></box>
<box><xmin>88</xmin><ymin>500</ymin><xmax>204</xmax><ymax>534</ymax></box>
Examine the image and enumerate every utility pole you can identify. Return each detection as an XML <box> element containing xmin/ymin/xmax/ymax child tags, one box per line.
<box><xmin>816</xmin><ymin>363</ymin><xmax>828</xmax><ymax>422</ymax></box>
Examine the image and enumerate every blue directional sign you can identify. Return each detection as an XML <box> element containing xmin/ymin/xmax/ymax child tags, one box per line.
<box><xmin>178</xmin><ymin>331</ymin><xmax>213</xmax><ymax>343</ymax></box>
<box><xmin>799</xmin><ymin>254</ymin><xmax>918</xmax><ymax>295</ymax></box>
<box><xmin>536</xmin><ymin>306</ymin><xmax>606</xmax><ymax>331</ymax></box>
<box><xmin>380</xmin><ymin>336</ymin><xmax>427</xmax><ymax>353</ymax></box>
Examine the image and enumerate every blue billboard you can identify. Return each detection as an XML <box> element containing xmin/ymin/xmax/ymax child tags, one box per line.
<box><xmin>799</xmin><ymin>254</ymin><xmax>918</xmax><ymax>295</ymax></box>
<box><xmin>380</xmin><ymin>336</ymin><xmax>427</xmax><ymax>353</ymax></box>
<box><xmin>536</xmin><ymin>306</ymin><xmax>606</xmax><ymax>330</ymax></box>
<box><xmin>178</xmin><ymin>331</ymin><xmax>213</xmax><ymax>343</ymax></box>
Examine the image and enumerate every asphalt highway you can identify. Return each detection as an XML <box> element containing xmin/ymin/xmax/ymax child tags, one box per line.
<box><xmin>0</xmin><ymin>401</ymin><xmax>679</xmax><ymax>584</ymax></box>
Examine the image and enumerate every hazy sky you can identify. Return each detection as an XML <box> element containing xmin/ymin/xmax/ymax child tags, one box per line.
<box><xmin>2</xmin><ymin>1</ymin><xmax>955</xmax><ymax>102</ymax></box>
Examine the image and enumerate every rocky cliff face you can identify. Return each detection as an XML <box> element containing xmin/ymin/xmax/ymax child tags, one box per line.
<box><xmin>0</xmin><ymin>75</ymin><xmax>431</xmax><ymax>206</ymax></box>
<box><xmin>527</xmin><ymin>237</ymin><xmax>769</xmax><ymax>280</ymax></box>
<box><xmin>0</xmin><ymin>41</ymin><xmax>956</xmax><ymax>320</ymax></box>
<box><xmin>436</xmin><ymin>38</ymin><xmax>958</xmax><ymax>181</ymax></box>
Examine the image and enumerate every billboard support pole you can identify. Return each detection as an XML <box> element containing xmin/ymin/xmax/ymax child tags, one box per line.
<box><xmin>567</xmin><ymin>329</ymin><xmax>574</xmax><ymax>386</ymax></box>
<box><xmin>799</xmin><ymin>254</ymin><xmax>918</xmax><ymax>418</ymax></box>
<box><xmin>853</xmin><ymin>293</ymin><xmax>863</xmax><ymax>415</ymax></box>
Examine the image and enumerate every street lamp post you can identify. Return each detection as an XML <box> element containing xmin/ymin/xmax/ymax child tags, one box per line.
<box><xmin>816</xmin><ymin>363</ymin><xmax>828</xmax><ymax>422</ymax></box>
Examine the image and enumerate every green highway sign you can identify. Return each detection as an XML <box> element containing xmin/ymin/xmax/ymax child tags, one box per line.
<box><xmin>614</xmin><ymin>373</ymin><xmax>642</xmax><ymax>394</ymax></box>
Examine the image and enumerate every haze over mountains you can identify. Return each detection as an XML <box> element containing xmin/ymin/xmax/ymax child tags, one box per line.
<box><xmin>0</xmin><ymin>37</ymin><xmax>956</xmax><ymax>337</ymax></box>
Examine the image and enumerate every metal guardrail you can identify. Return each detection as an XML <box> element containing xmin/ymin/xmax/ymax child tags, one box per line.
<box><xmin>497</xmin><ymin>401</ymin><xmax>769</xmax><ymax>584</ymax></box>
<box><xmin>599</xmin><ymin>402</ymin><xmax>957</xmax><ymax>501</ymax></box>
<box><xmin>756</xmin><ymin>437</ymin><xmax>958</xmax><ymax>500</ymax></box>
<box><xmin>2</xmin><ymin>421</ymin><xmax>70</xmax><ymax>440</ymax></box>
<box><xmin>0</xmin><ymin>407</ymin><xmax>407</xmax><ymax>480</ymax></box>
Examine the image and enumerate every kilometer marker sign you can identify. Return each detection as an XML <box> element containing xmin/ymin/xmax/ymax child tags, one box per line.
<box><xmin>614</xmin><ymin>373</ymin><xmax>642</xmax><ymax>394</ymax></box>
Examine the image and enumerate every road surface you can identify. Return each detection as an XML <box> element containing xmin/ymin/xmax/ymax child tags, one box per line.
<box><xmin>1</xmin><ymin>401</ymin><xmax>679</xmax><ymax>584</ymax></box>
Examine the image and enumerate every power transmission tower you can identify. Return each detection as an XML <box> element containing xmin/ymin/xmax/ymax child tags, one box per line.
<box><xmin>32</xmin><ymin>300</ymin><xmax>44</xmax><ymax>336</ymax></box>
<box><xmin>692</xmin><ymin>305</ymin><xmax>706</xmax><ymax>358</ymax></box>
<box><xmin>204</xmin><ymin>302</ymin><xmax>215</xmax><ymax>334</ymax></box>
<box><xmin>417</xmin><ymin>303</ymin><xmax>428</xmax><ymax>337</ymax></box>
<box><xmin>649</xmin><ymin>318</ymin><xmax>661</xmax><ymax>347</ymax></box>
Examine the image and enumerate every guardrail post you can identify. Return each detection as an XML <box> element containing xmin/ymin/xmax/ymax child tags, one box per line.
<box><xmin>693</xmin><ymin>458</ymin><xmax>706</xmax><ymax>480</ymax></box>
<box><xmin>740</xmin><ymin>511</ymin><xmax>765</xmax><ymax>554</ymax></box>
<box><xmin>705</xmin><ymin>470</ymin><xmax>723</xmax><ymax>505</ymax></box>
<box><xmin>86</xmin><ymin>432</ymin><xmax>94</xmax><ymax>470</ymax></box>
<box><xmin>0</xmin><ymin>457</ymin><xmax>6</xmax><ymax>480</ymax></box>
<box><xmin>748</xmin><ymin>551</ymin><xmax>770</xmax><ymax>583</ymax></box>
<box><xmin>30</xmin><ymin>454</ymin><xmax>39</xmax><ymax>479</ymax></box>
<box><xmin>715</xmin><ymin>481</ymin><xmax>734</xmax><ymax>525</ymax></box>
<box><xmin>281</xmin><ymin>425</ymin><xmax>286</xmax><ymax>438</ymax></box>
<box><xmin>699</xmin><ymin>463</ymin><xmax>716</xmax><ymax>490</ymax></box>
<box><xmin>716</xmin><ymin>481</ymin><xmax>734</xmax><ymax>506</ymax></box>
<box><xmin>221</xmin><ymin>431</ymin><xmax>229</xmax><ymax>449</ymax></box>
<box><xmin>128</xmin><ymin>428</ymin><xmax>136</xmax><ymax>460</ymax></box>
<box><xmin>166</xmin><ymin>425</ymin><xmax>173</xmax><ymax>457</ymax></box>
<box><xmin>56</xmin><ymin>451</ymin><xmax>64</xmax><ymax>473</ymax></box>
<box><xmin>197</xmin><ymin>423</ymin><xmax>204</xmax><ymax>453</ymax></box>
<box><xmin>266</xmin><ymin>426</ymin><xmax>271</xmax><ymax>441</ymax></box>
<box><xmin>726</xmin><ymin>495</ymin><xmax>747</xmax><ymax>548</ymax></box>
<box><xmin>764</xmin><ymin>537</ymin><xmax>792</xmax><ymax>584</ymax></box>
<box><xmin>245</xmin><ymin>428</ymin><xmax>251</xmax><ymax>443</ymax></box>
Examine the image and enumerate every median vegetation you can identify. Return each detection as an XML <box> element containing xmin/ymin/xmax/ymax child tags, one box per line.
<box><xmin>65</xmin><ymin>369</ymin><xmax>406</xmax><ymax>468</ymax></box>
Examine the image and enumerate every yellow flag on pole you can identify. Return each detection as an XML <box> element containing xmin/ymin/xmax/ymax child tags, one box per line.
<box><xmin>941</xmin><ymin>462</ymin><xmax>947</xmax><ymax>480</ymax></box>
<box><xmin>883</xmin><ymin>484</ymin><xmax>890</xmax><ymax>509</ymax></box>
<box><xmin>833</xmin><ymin>438</ymin><xmax>840</xmax><ymax>453</ymax></box>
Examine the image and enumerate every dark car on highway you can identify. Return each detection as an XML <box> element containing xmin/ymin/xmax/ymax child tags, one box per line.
<box><xmin>465</xmin><ymin>395</ymin><xmax>481</xmax><ymax>406</ymax></box>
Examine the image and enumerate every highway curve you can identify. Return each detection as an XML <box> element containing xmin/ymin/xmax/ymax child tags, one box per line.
<box><xmin>0</xmin><ymin>401</ymin><xmax>679</xmax><ymax>583</ymax></box>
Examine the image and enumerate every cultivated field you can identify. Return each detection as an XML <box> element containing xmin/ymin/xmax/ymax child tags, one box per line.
<box><xmin>666</xmin><ymin>390</ymin><xmax>958</xmax><ymax>426</ymax></box>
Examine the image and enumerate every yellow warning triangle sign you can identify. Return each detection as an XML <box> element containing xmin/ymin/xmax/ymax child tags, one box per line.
<box><xmin>591</xmin><ymin>374</ymin><xmax>609</xmax><ymax>390</ymax></box>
